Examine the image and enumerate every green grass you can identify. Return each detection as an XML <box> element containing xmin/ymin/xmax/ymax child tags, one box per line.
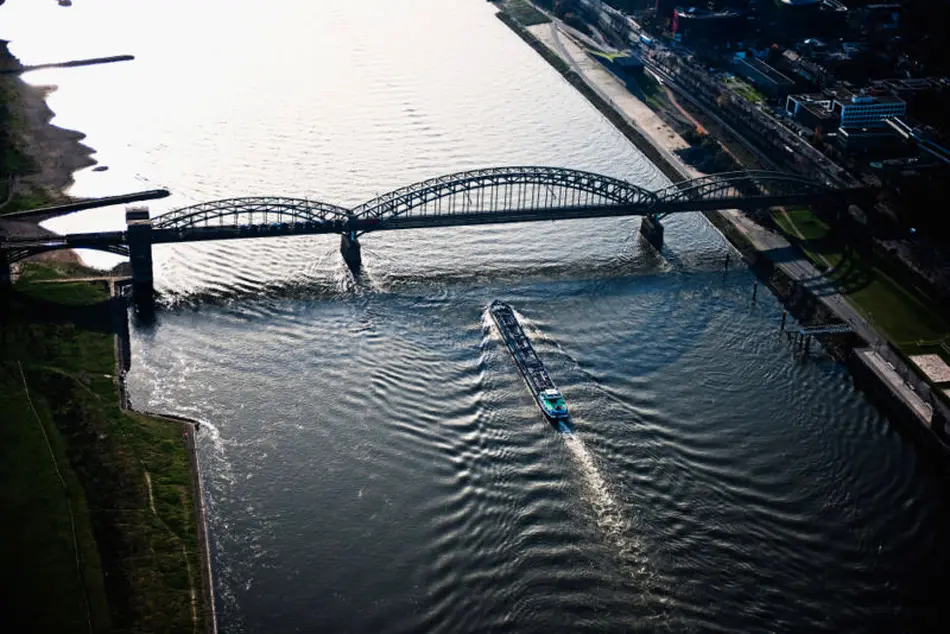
<box><xmin>0</xmin><ymin>365</ymin><xmax>111</xmax><ymax>632</ymax></box>
<box><xmin>499</xmin><ymin>0</ymin><xmax>551</xmax><ymax>27</ymax></box>
<box><xmin>771</xmin><ymin>207</ymin><xmax>950</xmax><ymax>357</ymax></box>
<box><xmin>634</xmin><ymin>69</ymin><xmax>669</xmax><ymax>112</ymax></box>
<box><xmin>724</xmin><ymin>75</ymin><xmax>766</xmax><ymax>105</ymax></box>
<box><xmin>1</xmin><ymin>268</ymin><xmax>202</xmax><ymax>632</ymax></box>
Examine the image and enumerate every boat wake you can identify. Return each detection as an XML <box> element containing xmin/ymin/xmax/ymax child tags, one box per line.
<box><xmin>563</xmin><ymin>434</ymin><xmax>646</xmax><ymax>570</ymax></box>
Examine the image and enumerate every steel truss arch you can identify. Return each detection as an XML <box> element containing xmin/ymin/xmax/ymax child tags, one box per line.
<box><xmin>6</xmin><ymin>243</ymin><xmax>129</xmax><ymax>264</ymax></box>
<box><xmin>152</xmin><ymin>197</ymin><xmax>350</xmax><ymax>230</ymax></box>
<box><xmin>350</xmin><ymin>166</ymin><xmax>659</xmax><ymax>225</ymax></box>
<box><xmin>656</xmin><ymin>171</ymin><xmax>833</xmax><ymax>207</ymax></box>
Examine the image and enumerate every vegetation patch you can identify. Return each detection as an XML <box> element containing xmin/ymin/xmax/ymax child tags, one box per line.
<box><xmin>0</xmin><ymin>267</ymin><xmax>203</xmax><ymax>632</ymax></box>
<box><xmin>723</xmin><ymin>74</ymin><xmax>766</xmax><ymax>105</ymax></box>
<box><xmin>771</xmin><ymin>207</ymin><xmax>950</xmax><ymax>360</ymax></box>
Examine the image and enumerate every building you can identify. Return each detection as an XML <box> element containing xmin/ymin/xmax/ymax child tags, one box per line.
<box><xmin>831</xmin><ymin>91</ymin><xmax>906</xmax><ymax>129</ymax></box>
<box><xmin>732</xmin><ymin>56</ymin><xmax>797</xmax><ymax>100</ymax></box>
<box><xmin>781</xmin><ymin>49</ymin><xmax>835</xmax><ymax>88</ymax></box>
<box><xmin>671</xmin><ymin>7</ymin><xmax>747</xmax><ymax>44</ymax></box>
<box><xmin>785</xmin><ymin>93</ymin><xmax>838</xmax><ymax>129</ymax></box>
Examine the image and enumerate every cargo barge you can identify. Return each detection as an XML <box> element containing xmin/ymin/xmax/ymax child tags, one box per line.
<box><xmin>490</xmin><ymin>300</ymin><xmax>573</xmax><ymax>433</ymax></box>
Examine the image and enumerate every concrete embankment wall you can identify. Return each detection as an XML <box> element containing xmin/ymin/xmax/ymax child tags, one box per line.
<box><xmin>848</xmin><ymin>350</ymin><xmax>950</xmax><ymax>459</ymax></box>
<box><xmin>111</xmin><ymin>284</ymin><xmax>218</xmax><ymax>633</ymax></box>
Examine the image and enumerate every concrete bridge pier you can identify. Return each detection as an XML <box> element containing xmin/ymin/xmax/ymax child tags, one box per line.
<box><xmin>639</xmin><ymin>214</ymin><xmax>664</xmax><ymax>252</ymax></box>
<box><xmin>126</xmin><ymin>206</ymin><xmax>155</xmax><ymax>319</ymax></box>
<box><xmin>340</xmin><ymin>230</ymin><xmax>362</xmax><ymax>272</ymax></box>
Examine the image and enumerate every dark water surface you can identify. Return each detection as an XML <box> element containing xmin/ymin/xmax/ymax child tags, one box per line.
<box><xmin>126</xmin><ymin>245</ymin><xmax>950</xmax><ymax>633</ymax></box>
<box><xmin>4</xmin><ymin>0</ymin><xmax>948</xmax><ymax>631</ymax></box>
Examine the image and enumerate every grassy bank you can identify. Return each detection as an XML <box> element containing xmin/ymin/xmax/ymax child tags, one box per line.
<box><xmin>1</xmin><ymin>263</ymin><xmax>204</xmax><ymax>632</ymax></box>
<box><xmin>771</xmin><ymin>207</ymin><xmax>950</xmax><ymax>359</ymax></box>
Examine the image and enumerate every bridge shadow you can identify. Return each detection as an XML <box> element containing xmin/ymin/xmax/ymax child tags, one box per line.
<box><xmin>1</xmin><ymin>284</ymin><xmax>121</xmax><ymax>335</ymax></box>
<box><xmin>759</xmin><ymin>237</ymin><xmax>876</xmax><ymax>298</ymax></box>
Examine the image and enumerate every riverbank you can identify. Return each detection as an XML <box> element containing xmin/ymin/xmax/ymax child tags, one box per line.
<box><xmin>494</xmin><ymin>4</ymin><xmax>950</xmax><ymax>449</ymax></box>
<box><xmin>0</xmin><ymin>41</ymin><xmax>96</xmax><ymax>216</ymax></box>
<box><xmin>0</xmin><ymin>262</ymin><xmax>212</xmax><ymax>632</ymax></box>
<box><xmin>1</xmin><ymin>36</ymin><xmax>217</xmax><ymax>631</ymax></box>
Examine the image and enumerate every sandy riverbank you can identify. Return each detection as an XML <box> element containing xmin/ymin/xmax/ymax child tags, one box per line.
<box><xmin>1</xmin><ymin>40</ymin><xmax>96</xmax><ymax>259</ymax></box>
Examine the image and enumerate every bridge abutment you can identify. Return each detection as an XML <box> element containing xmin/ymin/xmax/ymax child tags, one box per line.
<box><xmin>126</xmin><ymin>206</ymin><xmax>155</xmax><ymax>319</ymax></box>
<box><xmin>639</xmin><ymin>215</ymin><xmax>664</xmax><ymax>252</ymax></box>
<box><xmin>340</xmin><ymin>231</ymin><xmax>362</xmax><ymax>272</ymax></box>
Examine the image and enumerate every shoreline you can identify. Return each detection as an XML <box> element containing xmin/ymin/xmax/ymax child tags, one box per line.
<box><xmin>114</xmin><ymin>297</ymin><xmax>218</xmax><ymax>633</ymax></box>
<box><xmin>1</xmin><ymin>39</ymin><xmax>95</xmax><ymax>256</ymax></box>
<box><xmin>2</xmin><ymin>38</ymin><xmax>219</xmax><ymax>630</ymax></box>
<box><xmin>494</xmin><ymin>8</ymin><xmax>950</xmax><ymax>450</ymax></box>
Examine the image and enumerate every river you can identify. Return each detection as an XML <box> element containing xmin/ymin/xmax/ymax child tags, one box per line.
<box><xmin>4</xmin><ymin>0</ymin><xmax>948</xmax><ymax>631</ymax></box>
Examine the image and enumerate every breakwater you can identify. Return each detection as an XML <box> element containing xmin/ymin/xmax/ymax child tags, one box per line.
<box><xmin>0</xmin><ymin>54</ymin><xmax>134</xmax><ymax>76</ymax></box>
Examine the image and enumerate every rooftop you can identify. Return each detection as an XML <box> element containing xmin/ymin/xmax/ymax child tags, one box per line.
<box><xmin>830</xmin><ymin>87</ymin><xmax>905</xmax><ymax>105</ymax></box>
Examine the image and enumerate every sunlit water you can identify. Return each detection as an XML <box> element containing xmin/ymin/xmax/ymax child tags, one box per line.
<box><xmin>4</xmin><ymin>1</ymin><xmax>949</xmax><ymax>631</ymax></box>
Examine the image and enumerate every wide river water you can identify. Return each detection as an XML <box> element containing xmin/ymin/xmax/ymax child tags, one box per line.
<box><xmin>4</xmin><ymin>1</ymin><xmax>949</xmax><ymax>631</ymax></box>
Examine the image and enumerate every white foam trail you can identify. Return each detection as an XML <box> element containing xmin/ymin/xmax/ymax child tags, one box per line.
<box><xmin>563</xmin><ymin>435</ymin><xmax>640</xmax><ymax>562</ymax></box>
<box><xmin>198</xmin><ymin>420</ymin><xmax>237</xmax><ymax>488</ymax></box>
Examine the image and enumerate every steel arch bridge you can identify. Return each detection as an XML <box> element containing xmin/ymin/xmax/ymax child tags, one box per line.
<box><xmin>655</xmin><ymin>171</ymin><xmax>838</xmax><ymax>215</ymax></box>
<box><xmin>146</xmin><ymin>167</ymin><xmax>840</xmax><ymax>234</ymax></box>
<box><xmin>349</xmin><ymin>166</ymin><xmax>658</xmax><ymax>227</ymax></box>
<box><xmin>2</xmin><ymin>241</ymin><xmax>129</xmax><ymax>265</ymax></box>
<box><xmin>152</xmin><ymin>196</ymin><xmax>350</xmax><ymax>230</ymax></box>
<box><xmin>3</xmin><ymin>167</ymin><xmax>861</xmax><ymax>274</ymax></box>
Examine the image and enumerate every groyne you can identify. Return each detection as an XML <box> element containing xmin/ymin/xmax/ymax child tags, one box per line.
<box><xmin>0</xmin><ymin>54</ymin><xmax>134</xmax><ymax>76</ymax></box>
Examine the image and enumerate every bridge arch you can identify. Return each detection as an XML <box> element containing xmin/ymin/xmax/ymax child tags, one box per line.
<box><xmin>655</xmin><ymin>171</ymin><xmax>834</xmax><ymax>207</ymax></box>
<box><xmin>152</xmin><ymin>197</ymin><xmax>350</xmax><ymax>230</ymax></box>
<box><xmin>350</xmin><ymin>166</ymin><xmax>658</xmax><ymax>228</ymax></box>
<box><xmin>6</xmin><ymin>243</ymin><xmax>129</xmax><ymax>264</ymax></box>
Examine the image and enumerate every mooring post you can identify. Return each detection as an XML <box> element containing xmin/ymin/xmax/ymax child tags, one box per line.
<box><xmin>752</xmin><ymin>280</ymin><xmax>758</xmax><ymax>303</ymax></box>
<box><xmin>126</xmin><ymin>206</ymin><xmax>155</xmax><ymax>319</ymax></box>
<box><xmin>804</xmin><ymin>335</ymin><xmax>812</xmax><ymax>354</ymax></box>
<box><xmin>639</xmin><ymin>214</ymin><xmax>664</xmax><ymax>252</ymax></box>
<box><xmin>340</xmin><ymin>227</ymin><xmax>362</xmax><ymax>272</ymax></box>
<box><xmin>780</xmin><ymin>310</ymin><xmax>787</xmax><ymax>331</ymax></box>
<box><xmin>724</xmin><ymin>252</ymin><xmax>731</xmax><ymax>271</ymax></box>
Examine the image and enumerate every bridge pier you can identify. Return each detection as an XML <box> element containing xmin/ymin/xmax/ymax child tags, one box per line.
<box><xmin>340</xmin><ymin>231</ymin><xmax>362</xmax><ymax>272</ymax></box>
<box><xmin>639</xmin><ymin>214</ymin><xmax>664</xmax><ymax>252</ymax></box>
<box><xmin>0</xmin><ymin>241</ymin><xmax>10</xmax><ymax>292</ymax></box>
<box><xmin>126</xmin><ymin>206</ymin><xmax>155</xmax><ymax>319</ymax></box>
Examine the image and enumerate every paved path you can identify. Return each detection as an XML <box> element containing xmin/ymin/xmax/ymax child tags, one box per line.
<box><xmin>528</xmin><ymin>22</ymin><xmax>696</xmax><ymax>180</ymax></box>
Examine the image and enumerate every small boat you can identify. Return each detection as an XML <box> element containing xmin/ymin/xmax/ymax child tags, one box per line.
<box><xmin>489</xmin><ymin>300</ymin><xmax>573</xmax><ymax>433</ymax></box>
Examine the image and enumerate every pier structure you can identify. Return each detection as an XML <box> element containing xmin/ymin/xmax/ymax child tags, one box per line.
<box><xmin>126</xmin><ymin>206</ymin><xmax>155</xmax><ymax>317</ymax></box>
